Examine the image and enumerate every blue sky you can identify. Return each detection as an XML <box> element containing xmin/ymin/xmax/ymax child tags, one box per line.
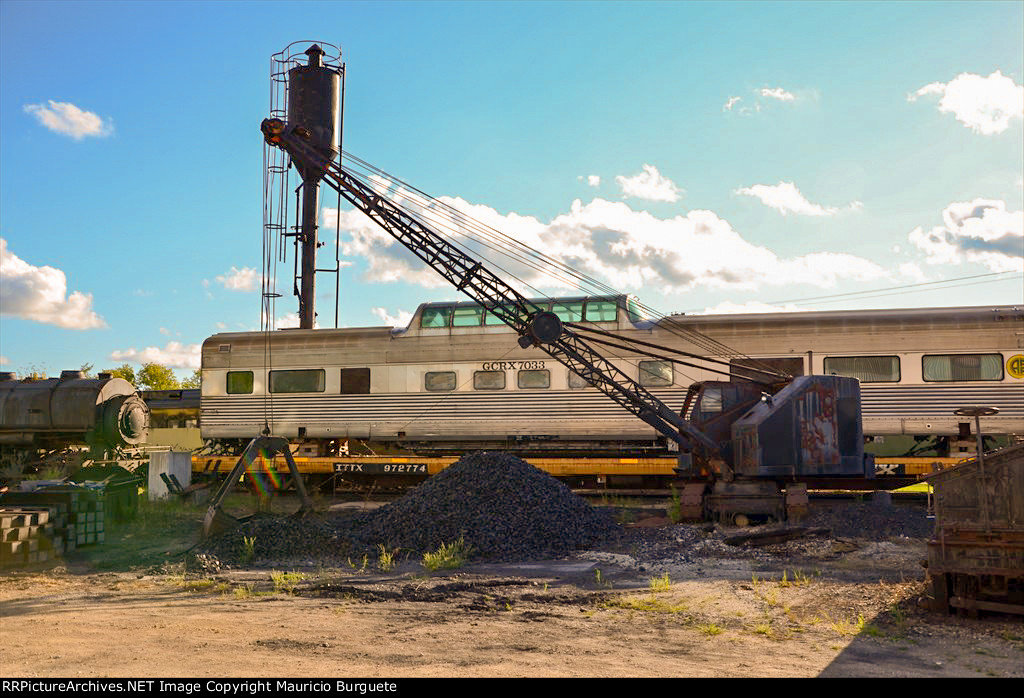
<box><xmin>1</xmin><ymin>0</ymin><xmax>1022</xmax><ymax>378</ymax></box>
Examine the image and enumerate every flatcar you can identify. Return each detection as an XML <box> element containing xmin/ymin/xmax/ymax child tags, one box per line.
<box><xmin>199</xmin><ymin>297</ymin><xmax>1024</xmax><ymax>456</ymax></box>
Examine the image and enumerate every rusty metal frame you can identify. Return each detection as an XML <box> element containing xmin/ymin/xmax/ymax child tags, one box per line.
<box><xmin>202</xmin><ymin>436</ymin><xmax>313</xmax><ymax>537</ymax></box>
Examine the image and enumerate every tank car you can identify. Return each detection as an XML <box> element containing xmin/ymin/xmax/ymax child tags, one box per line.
<box><xmin>0</xmin><ymin>370</ymin><xmax>150</xmax><ymax>460</ymax></box>
<box><xmin>198</xmin><ymin>298</ymin><xmax>1024</xmax><ymax>455</ymax></box>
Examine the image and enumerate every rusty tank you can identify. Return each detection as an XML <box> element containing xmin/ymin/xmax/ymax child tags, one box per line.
<box><xmin>0</xmin><ymin>371</ymin><xmax>149</xmax><ymax>455</ymax></box>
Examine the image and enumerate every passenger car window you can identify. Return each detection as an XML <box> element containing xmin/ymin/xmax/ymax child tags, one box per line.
<box><xmin>420</xmin><ymin>307</ymin><xmax>452</xmax><ymax>328</ymax></box>
<box><xmin>269</xmin><ymin>369</ymin><xmax>325</xmax><ymax>393</ymax></box>
<box><xmin>923</xmin><ymin>354</ymin><xmax>1003</xmax><ymax>382</ymax></box>
<box><xmin>638</xmin><ymin>360</ymin><xmax>673</xmax><ymax>387</ymax></box>
<box><xmin>517</xmin><ymin>370</ymin><xmax>550</xmax><ymax>389</ymax></box>
<box><xmin>425</xmin><ymin>371</ymin><xmax>456</xmax><ymax>392</ymax></box>
<box><xmin>452</xmin><ymin>306</ymin><xmax>484</xmax><ymax>327</ymax></box>
<box><xmin>568</xmin><ymin>371</ymin><xmax>591</xmax><ymax>389</ymax></box>
<box><xmin>226</xmin><ymin>371</ymin><xmax>253</xmax><ymax>394</ymax></box>
<box><xmin>585</xmin><ymin>301</ymin><xmax>618</xmax><ymax>323</ymax></box>
<box><xmin>823</xmin><ymin>356</ymin><xmax>900</xmax><ymax>383</ymax></box>
<box><xmin>551</xmin><ymin>301</ymin><xmax>583</xmax><ymax>322</ymax></box>
<box><xmin>340</xmin><ymin>368</ymin><xmax>371</xmax><ymax>394</ymax></box>
<box><xmin>473</xmin><ymin>370</ymin><xmax>506</xmax><ymax>390</ymax></box>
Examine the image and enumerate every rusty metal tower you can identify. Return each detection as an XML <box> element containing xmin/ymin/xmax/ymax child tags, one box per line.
<box><xmin>263</xmin><ymin>41</ymin><xmax>345</xmax><ymax>330</ymax></box>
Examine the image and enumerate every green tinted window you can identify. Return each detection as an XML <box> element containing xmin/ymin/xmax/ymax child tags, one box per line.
<box><xmin>485</xmin><ymin>304</ymin><xmax>527</xmax><ymax>326</ymax></box>
<box><xmin>420</xmin><ymin>307</ymin><xmax>452</xmax><ymax>328</ymax></box>
<box><xmin>226</xmin><ymin>371</ymin><xmax>253</xmax><ymax>394</ymax></box>
<box><xmin>585</xmin><ymin>301</ymin><xmax>618</xmax><ymax>322</ymax></box>
<box><xmin>551</xmin><ymin>301</ymin><xmax>583</xmax><ymax>322</ymax></box>
<box><xmin>452</xmin><ymin>306</ymin><xmax>484</xmax><ymax>327</ymax></box>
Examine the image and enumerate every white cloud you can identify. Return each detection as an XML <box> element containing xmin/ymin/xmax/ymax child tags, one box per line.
<box><xmin>323</xmin><ymin>194</ymin><xmax>886</xmax><ymax>296</ymax></box>
<box><xmin>908</xmin><ymin>198</ymin><xmax>1023</xmax><ymax>272</ymax></box>
<box><xmin>696</xmin><ymin>301</ymin><xmax>806</xmax><ymax>315</ymax></box>
<box><xmin>23</xmin><ymin>100</ymin><xmax>113</xmax><ymax>140</ymax></box>
<box><xmin>215</xmin><ymin>321</ymin><xmax>227</xmax><ymax>330</ymax></box>
<box><xmin>898</xmin><ymin>262</ymin><xmax>928</xmax><ymax>283</ymax></box>
<box><xmin>371</xmin><ymin>307</ymin><xmax>413</xmax><ymax>327</ymax></box>
<box><xmin>735</xmin><ymin>181</ymin><xmax>861</xmax><ymax>217</ymax></box>
<box><xmin>271</xmin><ymin>311</ymin><xmax>320</xmax><ymax>330</ymax></box>
<box><xmin>723</xmin><ymin>96</ymin><xmax>742</xmax><ymax>111</ymax></box>
<box><xmin>215</xmin><ymin>266</ymin><xmax>261</xmax><ymax>292</ymax></box>
<box><xmin>109</xmin><ymin>341</ymin><xmax>201</xmax><ymax>369</ymax></box>
<box><xmin>0</xmin><ymin>238</ymin><xmax>106</xmax><ymax>329</ymax></box>
<box><xmin>0</xmin><ymin>356</ymin><xmax>9</xmax><ymax>365</ymax></box>
<box><xmin>615</xmin><ymin>164</ymin><xmax>683</xmax><ymax>202</ymax></box>
<box><xmin>586</xmin><ymin>175</ymin><xmax>601</xmax><ymax>187</ymax></box>
<box><xmin>758</xmin><ymin>87</ymin><xmax>795</xmax><ymax>102</ymax></box>
<box><xmin>909</xmin><ymin>71</ymin><xmax>1024</xmax><ymax>135</ymax></box>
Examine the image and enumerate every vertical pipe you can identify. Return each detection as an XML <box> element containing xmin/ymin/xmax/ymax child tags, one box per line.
<box><xmin>299</xmin><ymin>180</ymin><xmax>319</xmax><ymax>329</ymax></box>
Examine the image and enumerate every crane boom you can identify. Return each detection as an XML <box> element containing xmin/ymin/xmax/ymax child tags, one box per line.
<box><xmin>261</xmin><ymin>118</ymin><xmax>718</xmax><ymax>458</ymax></box>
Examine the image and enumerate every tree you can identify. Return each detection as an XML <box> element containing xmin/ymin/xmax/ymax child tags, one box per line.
<box><xmin>79</xmin><ymin>362</ymin><xmax>95</xmax><ymax>378</ymax></box>
<box><xmin>104</xmin><ymin>364</ymin><xmax>136</xmax><ymax>385</ymax></box>
<box><xmin>181</xmin><ymin>369</ymin><xmax>201</xmax><ymax>389</ymax></box>
<box><xmin>136</xmin><ymin>362</ymin><xmax>180</xmax><ymax>391</ymax></box>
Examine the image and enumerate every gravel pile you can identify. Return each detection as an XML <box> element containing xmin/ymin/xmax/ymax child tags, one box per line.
<box><xmin>346</xmin><ymin>451</ymin><xmax>620</xmax><ymax>561</ymax></box>
<box><xmin>197</xmin><ymin>451</ymin><xmax>620</xmax><ymax>567</ymax></box>
<box><xmin>197</xmin><ymin>512</ymin><xmax>346</xmax><ymax>569</ymax></box>
<box><xmin>802</xmin><ymin>499</ymin><xmax>934</xmax><ymax>540</ymax></box>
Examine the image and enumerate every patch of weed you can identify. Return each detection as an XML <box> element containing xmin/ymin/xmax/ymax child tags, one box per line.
<box><xmin>270</xmin><ymin>570</ymin><xmax>305</xmax><ymax>594</ymax></box>
<box><xmin>648</xmin><ymin>573</ymin><xmax>671</xmax><ymax>593</ymax></box>
<box><xmin>422</xmin><ymin>537</ymin><xmax>472</xmax><ymax>571</ymax></box>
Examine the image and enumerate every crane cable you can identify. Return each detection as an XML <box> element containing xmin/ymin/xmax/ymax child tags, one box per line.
<box><xmin>338</xmin><ymin>153</ymin><xmax>789</xmax><ymax>379</ymax></box>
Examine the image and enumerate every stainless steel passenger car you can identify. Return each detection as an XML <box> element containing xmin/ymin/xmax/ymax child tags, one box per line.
<box><xmin>200</xmin><ymin>298</ymin><xmax>1024</xmax><ymax>452</ymax></box>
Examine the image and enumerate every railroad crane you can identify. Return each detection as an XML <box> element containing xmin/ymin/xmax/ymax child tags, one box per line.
<box><xmin>258</xmin><ymin>114</ymin><xmax>873</xmax><ymax>524</ymax></box>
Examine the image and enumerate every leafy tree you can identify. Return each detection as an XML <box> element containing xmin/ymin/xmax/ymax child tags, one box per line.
<box><xmin>181</xmin><ymin>369</ymin><xmax>202</xmax><ymax>389</ymax></box>
<box><xmin>136</xmin><ymin>362</ymin><xmax>180</xmax><ymax>391</ymax></box>
<box><xmin>79</xmin><ymin>362</ymin><xmax>95</xmax><ymax>378</ymax></box>
<box><xmin>104</xmin><ymin>364</ymin><xmax>136</xmax><ymax>385</ymax></box>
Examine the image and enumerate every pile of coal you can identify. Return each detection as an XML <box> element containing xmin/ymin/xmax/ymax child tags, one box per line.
<box><xmin>346</xmin><ymin>451</ymin><xmax>619</xmax><ymax>561</ymax></box>
<box><xmin>198</xmin><ymin>512</ymin><xmax>345</xmax><ymax>567</ymax></box>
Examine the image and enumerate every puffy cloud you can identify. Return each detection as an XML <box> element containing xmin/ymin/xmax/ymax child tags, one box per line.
<box><xmin>615</xmin><ymin>164</ymin><xmax>684</xmax><ymax>202</ymax></box>
<box><xmin>735</xmin><ymin>181</ymin><xmax>861</xmax><ymax>217</ymax></box>
<box><xmin>23</xmin><ymin>100</ymin><xmax>113</xmax><ymax>140</ymax></box>
<box><xmin>215</xmin><ymin>266</ymin><xmax>261</xmax><ymax>291</ymax></box>
<box><xmin>323</xmin><ymin>193</ymin><xmax>886</xmax><ymax>296</ymax></box>
<box><xmin>0</xmin><ymin>238</ymin><xmax>106</xmax><ymax>329</ymax></box>
<box><xmin>723</xmin><ymin>96</ymin><xmax>742</xmax><ymax>111</ymax></box>
<box><xmin>371</xmin><ymin>307</ymin><xmax>413</xmax><ymax>327</ymax></box>
<box><xmin>909</xmin><ymin>71</ymin><xmax>1023</xmax><ymax>135</ymax></box>
<box><xmin>587</xmin><ymin>175</ymin><xmax>601</xmax><ymax>187</ymax></box>
<box><xmin>908</xmin><ymin>198</ymin><xmax>1023</xmax><ymax>272</ymax></box>
<box><xmin>758</xmin><ymin>87</ymin><xmax>795</xmax><ymax>102</ymax></box>
<box><xmin>109</xmin><ymin>341</ymin><xmax>201</xmax><ymax>369</ymax></box>
<box><xmin>898</xmin><ymin>262</ymin><xmax>929</xmax><ymax>283</ymax></box>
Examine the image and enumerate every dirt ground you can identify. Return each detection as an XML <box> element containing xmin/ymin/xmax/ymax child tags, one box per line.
<box><xmin>1</xmin><ymin>501</ymin><xmax>1022</xmax><ymax>678</ymax></box>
